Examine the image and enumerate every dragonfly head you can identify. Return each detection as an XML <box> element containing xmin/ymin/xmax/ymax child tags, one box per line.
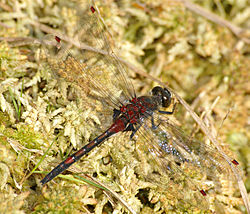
<box><xmin>151</xmin><ymin>86</ymin><xmax>172</xmax><ymax>108</ymax></box>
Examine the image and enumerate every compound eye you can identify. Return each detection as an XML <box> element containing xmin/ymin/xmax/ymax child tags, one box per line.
<box><xmin>151</xmin><ymin>86</ymin><xmax>163</xmax><ymax>96</ymax></box>
<box><xmin>162</xmin><ymin>88</ymin><xmax>172</xmax><ymax>107</ymax></box>
<box><xmin>152</xmin><ymin>86</ymin><xmax>172</xmax><ymax>107</ymax></box>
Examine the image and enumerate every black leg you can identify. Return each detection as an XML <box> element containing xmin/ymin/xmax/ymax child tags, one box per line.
<box><xmin>151</xmin><ymin>115</ymin><xmax>160</xmax><ymax>130</ymax></box>
<box><xmin>129</xmin><ymin>123</ymin><xmax>142</xmax><ymax>139</ymax></box>
<box><xmin>113</xmin><ymin>109</ymin><xmax>121</xmax><ymax>121</ymax></box>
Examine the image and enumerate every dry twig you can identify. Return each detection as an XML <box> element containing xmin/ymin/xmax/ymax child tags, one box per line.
<box><xmin>179</xmin><ymin>0</ymin><xmax>250</xmax><ymax>44</ymax></box>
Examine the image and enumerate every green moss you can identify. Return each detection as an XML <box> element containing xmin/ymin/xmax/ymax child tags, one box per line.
<box><xmin>0</xmin><ymin>0</ymin><xmax>248</xmax><ymax>213</ymax></box>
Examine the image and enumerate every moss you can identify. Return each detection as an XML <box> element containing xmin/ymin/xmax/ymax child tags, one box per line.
<box><xmin>0</xmin><ymin>0</ymin><xmax>248</xmax><ymax>213</ymax></box>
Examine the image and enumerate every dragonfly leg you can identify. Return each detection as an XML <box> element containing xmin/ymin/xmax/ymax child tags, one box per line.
<box><xmin>151</xmin><ymin>115</ymin><xmax>162</xmax><ymax>130</ymax></box>
<box><xmin>129</xmin><ymin>123</ymin><xmax>143</xmax><ymax>139</ymax></box>
<box><xmin>113</xmin><ymin>108</ymin><xmax>121</xmax><ymax>121</ymax></box>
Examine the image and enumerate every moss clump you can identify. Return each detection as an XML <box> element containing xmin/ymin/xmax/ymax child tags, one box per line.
<box><xmin>0</xmin><ymin>0</ymin><xmax>249</xmax><ymax>213</ymax></box>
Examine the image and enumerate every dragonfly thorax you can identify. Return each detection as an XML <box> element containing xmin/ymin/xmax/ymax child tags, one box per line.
<box><xmin>115</xmin><ymin>87</ymin><xmax>172</xmax><ymax>125</ymax></box>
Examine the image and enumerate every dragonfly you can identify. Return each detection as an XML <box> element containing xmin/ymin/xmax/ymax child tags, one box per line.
<box><xmin>40</xmin><ymin>2</ymin><xmax>239</xmax><ymax>211</ymax></box>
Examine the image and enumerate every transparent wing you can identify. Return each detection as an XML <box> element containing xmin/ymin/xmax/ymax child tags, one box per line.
<box><xmin>133</xmin><ymin>110</ymin><xmax>238</xmax><ymax>210</ymax></box>
<box><xmin>76</xmin><ymin>2</ymin><xmax>136</xmax><ymax>101</ymax></box>
<box><xmin>155</xmin><ymin>116</ymin><xmax>238</xmax><ymax>179</ymax></box>
<box><xmin>39</xmin><ymin>1</ymin><xmax>135</xmax><ymax>109</ymax></box>
<box><xmin>135</xmin><ymin>120</ymin><xmax>209</xmax><ymax>210</ymax></box>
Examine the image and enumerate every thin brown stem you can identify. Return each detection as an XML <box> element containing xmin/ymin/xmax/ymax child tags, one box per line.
<box><xmin>178</xmin><ymin>0</ymin><xmax>250</xmax><ymax>44</ymax></box>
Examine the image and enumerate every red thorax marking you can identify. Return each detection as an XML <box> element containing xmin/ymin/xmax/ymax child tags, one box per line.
<box><xmin>131</xmin><ymin>97</ymin><xmax>137</xmax><ymax>104</ymax></box>
<box><xmin>120</xmin><ymin>106</ymin><xmax>126</xmax><ymax>113</ymax></box>
<box><xmin>130</xmin><ymin>117</ymin><xmax>137</xmax><ymax>124</ymax></box>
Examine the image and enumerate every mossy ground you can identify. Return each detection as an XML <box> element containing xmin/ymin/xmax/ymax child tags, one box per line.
<box><xmin>0</xmin><ymin>0</ymin><xmax>249</xmax><ymax>213</ymax></box>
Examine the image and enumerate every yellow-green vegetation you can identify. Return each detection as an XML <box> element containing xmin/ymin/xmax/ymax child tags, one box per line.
<box><xmin>0</xmin><ymin>0</ymin><xmax>249</xmax><ymax>213</ymax></box>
